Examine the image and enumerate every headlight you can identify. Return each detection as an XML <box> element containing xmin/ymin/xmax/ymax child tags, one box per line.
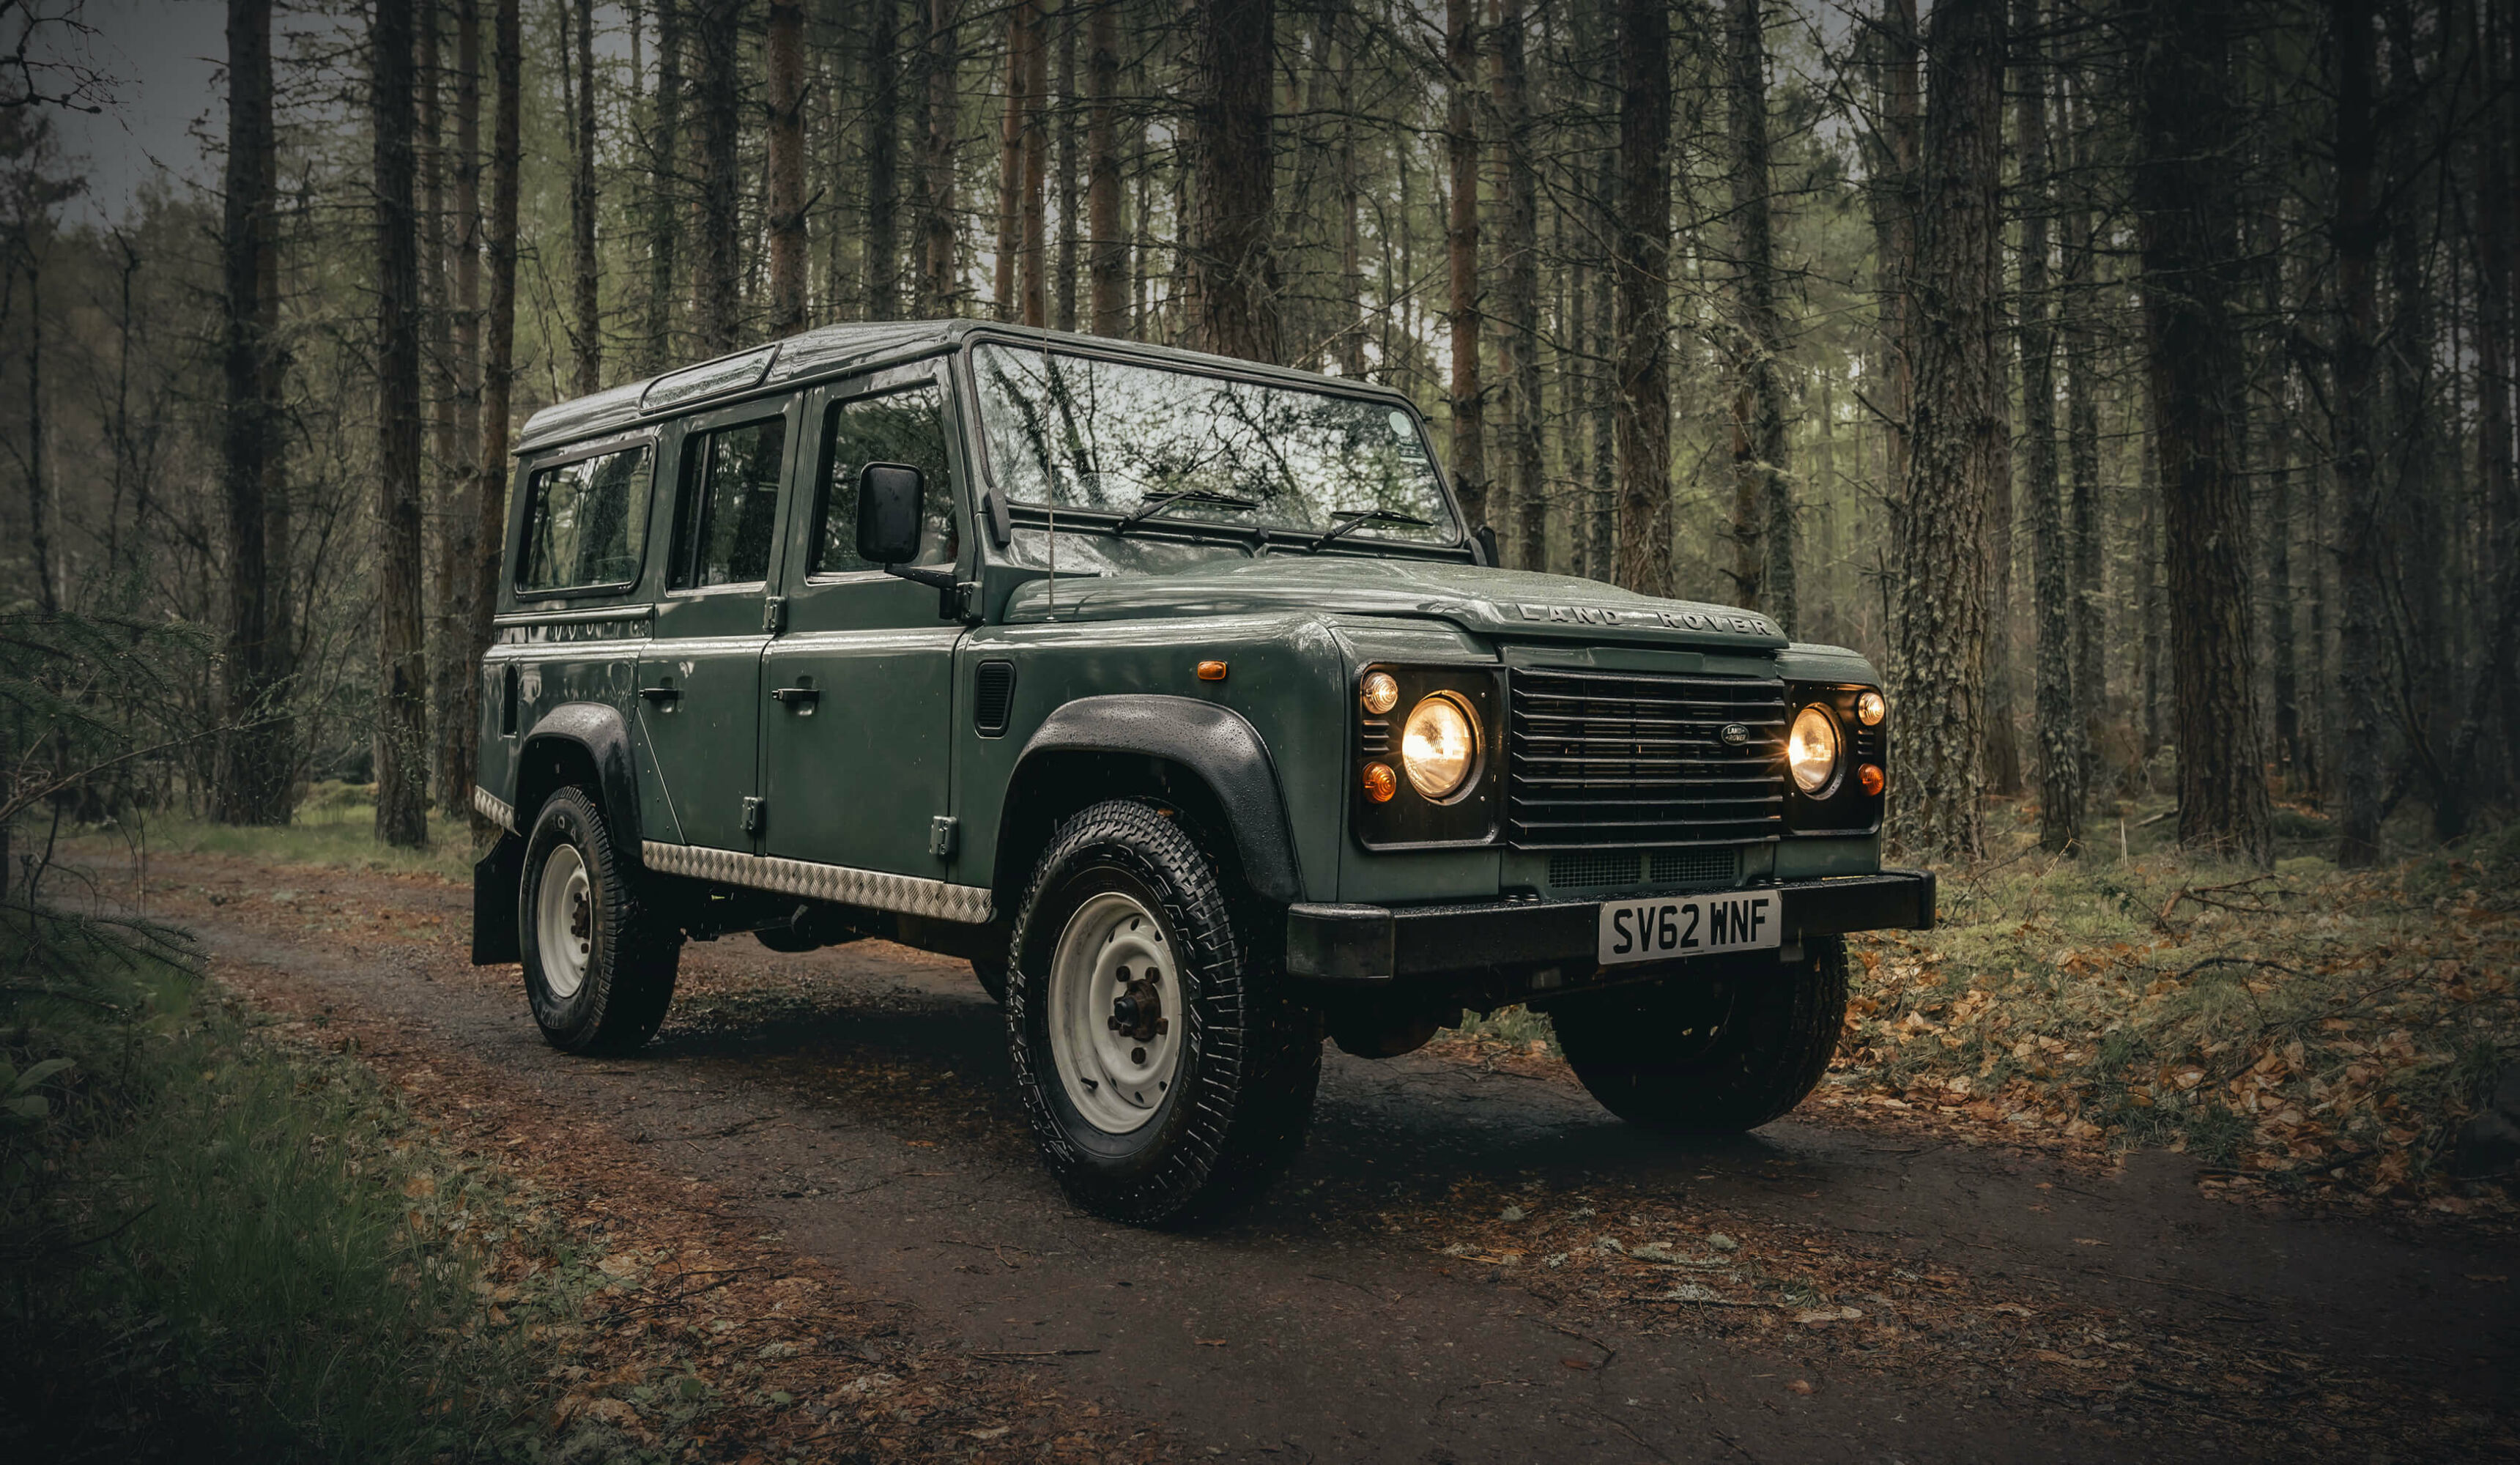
<box><xmin>1401</xmin><ymin>693</ymin><xmax>1479</xmax><ymax>800</ymax></box>
<box><xmin>1360</xmin><ymin>670</ymin><xmax>1399</xmax><ymax>715</ymax></box>
<box><xmin>1856</xmin><ymin>689</ymin><xmax>1886</xmax><ymax>727</ymax></box>
<box><xmin>1787</xmin><ymin>705</ymin><xmax>1841</xmax><ymax>794</ymax></box>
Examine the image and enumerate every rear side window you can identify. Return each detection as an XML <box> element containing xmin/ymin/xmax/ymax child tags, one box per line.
<box><xmin>812</xmin><ymin>384</ymin><xmax>958</xmax><ymax>574</ymax></box>
<box><xmin>670</xmin><ymin>416</ymin><xmax>787</xmax><ymax>588</ymax></box>
<box><xmin>516</xmin><ymin>443</ymin><xmax>652</xmax><ymax>593</ymax></box>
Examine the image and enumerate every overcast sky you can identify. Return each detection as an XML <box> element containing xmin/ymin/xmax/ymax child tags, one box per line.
<box><xmin>45</xmin><ymin>0</ymin><xmax>229</xmax><ymax>224</ymax></box>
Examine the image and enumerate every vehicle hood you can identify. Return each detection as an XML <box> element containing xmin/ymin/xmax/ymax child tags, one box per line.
<box><xmin>999</xmin><ymin>556</ymin><xmax>1789</xmax><ymax>652</ymax></box>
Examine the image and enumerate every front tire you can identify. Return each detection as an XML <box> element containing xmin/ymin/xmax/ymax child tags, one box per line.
<box><xmin>1551</xmin><ymin>936</ymin><xmax>1848</xmax><ymax>1133</ymax></box>
<box><xmin>519</xmin><ymin>787</ymin><xmax>681</xmax><ymax>1054</ymax></box>
<box><xmin>1007</xmin><ymin>800</ymin><xmax>1321</xmax><ymax>1225</ymax></box>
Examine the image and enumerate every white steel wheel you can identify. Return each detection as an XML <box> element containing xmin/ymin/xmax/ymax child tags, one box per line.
<box><xmin>1046</xmin><ymin>889</ymin><xmax>1183</xmax><ymax>1135</ymax></box>
<box><xmin>533</xmin><ymin>842</ymin><xmax>593</xmax><ymax>1001</ymax></box>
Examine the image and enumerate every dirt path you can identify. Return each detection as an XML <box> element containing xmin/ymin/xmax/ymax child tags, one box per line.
<box><xmin>92</xmin><ymin>851</ymin><xmax>2519</xmax><ymax>1462</ymax></box>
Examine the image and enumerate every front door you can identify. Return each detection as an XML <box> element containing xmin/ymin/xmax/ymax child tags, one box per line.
<box><xmin>633</xmin><ymin>395</ymin><xmax>800</xmax><ymax>852</ymax></box>
<box><xmin>760</xmin><ymin>370</ymin><xmax>966</xmax><ymax>879</ymax></box>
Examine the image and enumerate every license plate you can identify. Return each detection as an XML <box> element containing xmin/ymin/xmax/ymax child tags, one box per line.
<box><xmin>1596</xmin><ymin>891</ymin><xmax>1780</xmax><ymax>966</ymax></box>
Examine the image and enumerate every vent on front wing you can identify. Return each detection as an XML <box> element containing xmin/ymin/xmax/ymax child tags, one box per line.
<box><xmin>974</xmin><ymin>660</ymin><xmax>1017</xmax><ymax>737</ymax></box>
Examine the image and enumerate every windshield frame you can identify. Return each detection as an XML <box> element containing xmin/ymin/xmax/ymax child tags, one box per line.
<box><xmin>952</xmin><ymin>331</ymin><xmax>1475</xmax><ymax>562</ymax></box>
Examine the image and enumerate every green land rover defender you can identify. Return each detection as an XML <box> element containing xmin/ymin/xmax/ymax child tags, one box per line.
<box><xmin>469</xmin><ymin>322</ymin><xmax>1935</xmax><ymax>1224</ymax></box>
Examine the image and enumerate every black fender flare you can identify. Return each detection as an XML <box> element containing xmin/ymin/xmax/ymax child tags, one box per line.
<box><xmin>512</xmin><ymin>701</ymin><xmax>645</xmax><ymax>858</ymax></box>
<box><xmin>1004</xmin><ymin>694</ymin><xmax>1304</xmax><ymax>905</ymax></box>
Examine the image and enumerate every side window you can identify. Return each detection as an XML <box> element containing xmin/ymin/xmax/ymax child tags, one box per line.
<box><xmin>670</xmin><ymin>415</ymin><xmax>788</xmax><ymax>589</ymax></box>
<box><xmin>812</xmin><ymin>383</ymin><xmax>959</xmax><ymax>574</ymax></box>
<box><xmin>516</xmin><ymin>443</ymin><xmax>651</xmax><ymax>593</ymax></box>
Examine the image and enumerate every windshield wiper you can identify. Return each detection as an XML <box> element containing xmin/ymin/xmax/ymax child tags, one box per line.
<box><xmin>1112</xmin><ymin>487</ymin><xmax>1261</xmax><ymax>534</ymax></box>
<box><xmin>1310</xmin><ymin>505</ymin><xmax>1434</xmax><ymax>552</ymax></box>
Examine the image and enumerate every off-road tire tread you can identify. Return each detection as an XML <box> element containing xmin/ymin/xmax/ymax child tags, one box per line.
<box><xmin>1553</xmin><ymin>936</ymin><xmax>1848</xmax><ymax>1133</ymax></box>
<box><xmin>522</xmin><ymin>787</ymin><xmax>681</xmax><ymax>1056</ymax></box>
<box><xmin>1007</xmin><ymin>798</ymin><xmax>1320</xmax><ymax>1226</ymax></box>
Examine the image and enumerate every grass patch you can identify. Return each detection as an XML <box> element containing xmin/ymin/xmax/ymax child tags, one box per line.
<box><xmin>69</xmin><ymin>781</ymin><xmax>487</xmax><ymax>884</ymax></box>
<box><xmin>0</xmin><ymin>908</ymin><xmax>580</xmax><ymax>1461</ymax></box>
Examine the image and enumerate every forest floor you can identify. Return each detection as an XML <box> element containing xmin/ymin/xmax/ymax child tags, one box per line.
<box><xmin>18</xmin><ymin>808</ymin><xmax>2516</xmax><ymax>1463</ymax></box>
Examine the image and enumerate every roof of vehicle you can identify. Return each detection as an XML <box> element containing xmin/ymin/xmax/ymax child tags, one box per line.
<box><xmin>512</xmin><ymin>319</ymin><xmax>1421</xmax><ymax>456</ymax></box>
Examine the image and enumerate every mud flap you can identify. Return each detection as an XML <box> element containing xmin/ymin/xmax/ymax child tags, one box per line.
<box><xmin>472</xmin><ymin>833</ymin><xmax>526</xmax><ymax>965</ymax></box>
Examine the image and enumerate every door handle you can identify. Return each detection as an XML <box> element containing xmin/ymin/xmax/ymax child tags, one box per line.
<box><xmin>771</xmin><ymin>686</ymin><xmax>820</xmax><ymax>707</ymax></box>
<box><xmin>638</xmin><ymin>685</ymin><xmax>681</xmax><ymax>702</ymax></box>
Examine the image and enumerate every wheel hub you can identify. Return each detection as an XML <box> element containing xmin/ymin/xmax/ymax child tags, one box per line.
<box><xmin>1046</xmin><ymin>890</ymin><xmax>1185</xmax><ymax>1136</ymax></box>
<box><xmin>534</xmin><ymin>842</ymin><xmax>593</xmax><ymax>1002</ymax></box>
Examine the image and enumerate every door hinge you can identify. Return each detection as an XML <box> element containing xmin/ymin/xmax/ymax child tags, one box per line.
<box><xmin>929</xmin><ymin>815</ymin><xmax>958</xmax><ymax>858</ymax></box>
<box><xmin>742</xmin><ymin>795</ymin><xmax>766</xmax><ymax>835</ymax></box>
<box><xmin>763</xmin><ymin>596</ymin><xmax>786</xmax><ymax>634</ymax></box>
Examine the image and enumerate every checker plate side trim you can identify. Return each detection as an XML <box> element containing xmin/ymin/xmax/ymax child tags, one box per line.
<box><xmin>640</xmin><ymin>841</ymin><xmax>995</xmax><ymax>924</ymax></box>
<box><xmin>474</xmin><ymin>786</ymin><xmax>516</xmax><ymax>833</ymax></box>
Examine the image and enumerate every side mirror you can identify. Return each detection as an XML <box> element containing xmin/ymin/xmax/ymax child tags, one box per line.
<box><xmin>1472</xmin><ymin>524</ymin><xmax>1500</xmax><ymax>568</ymax></box>
<box><xmin>855</xmin><ymin>461</ymin><xmax>925</xmax><ymax>566</ymax></box>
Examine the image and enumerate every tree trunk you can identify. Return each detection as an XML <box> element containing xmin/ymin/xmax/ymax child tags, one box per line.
<box><xmin>2135</xmin><ymin>0</ymin><xmax>2272</xmax><ymax>864</ymax></box>
<box><xmin>1725</xmin><ymin>0</ymin><xmax>1792</xmax><ymax>628</ymax></box>
<box><xmin>1443</xmin><ymin>0</ymin><xmax>1486</xmax><ymax>532</ymax></box>
<box><xmin>648</xmin><ymin>0</ymin><xmax>681</xmax><ymax>363</ymax></box>
<box><xmin>766</xmin><ymin>0</ymin><xmax>808</xmax><ymax>336</ymax></box>
<box><xmin>435</xmin><ymin>0</ymin><xmax>483</xmax><ymax>818</ymax></box>
<box><xmin>218</xmin><ymin>0</ymin><xmax>291</xmax><ymax>825</ymax></box>
<box><xmin>1864</xmin><ymin>0</ymin><xmax>1919</xmax><ymax>494</ymax></box>
<box><xmin>1053</xmin><ymin>0</ymin><xmax>1078</xmax><ymax>332</ymax></box>
<box><xmin>1086</xmin><ymin>0</ymin><xmax>1124</xmax><ymax>335</ymax></box>
<box><xmin>1886</xmin><ymin>0</ymin><xmax>2003</xmax><ymax>864</ymax></box>
<box><xmin>993</xmin><ymin>1</ymin><xmax>1031</xmax><ymax>321</ymax></box>
<box><xmin>2060</xmin><ymin>67</ymin><xmax>2105</xmax><ymax>795</ymax></box>
<box><xmin>694</xmin><ymin>0</ymin><xmax>741</xmax><ymax>351</ymax></box>
<box><xmin>374</xmin><ymin>0</ymin><xmax>431</xmax><ymax>848</ymax></box>
<box><xmin>1020</xmin><ymin>0</ymin><xmax>1049</xmax><ymax>327</ymax></box>
<box><xmin>2332</xmin><ymin>0</ymin><xmax>2384</xmax><ymax>865</ymax></box>
<box><xmin>863</xmin><ymin>0</ymin><xmax>900</xmax><ymax>319</ymax></box>
<box><xmin>1333</xmin><ymin>2</ymin><xmax>1364</xmax><ymax>377</ymax></box>
<box><xmin>1186</xmin><ymin>0</ymin><xmax>1281</xmax><ymax>363</ymax></box>
<box><xmin>1492</xmin><ymin>0</ymin><xmax>1543</xmax><ymax>569</ymax></box>
<box><xmin>569</xmin><ymin>0</ymin><xmax>600</xmax><ymax>387</ymax></box>
<box><xmin>464</xmin><ymin>0</ymin><xmax>522</xmax><ymax>834</ymax></box>
<box><xmin>918</xmin><ymin>0</ymin><xmax>960</xmax><ymax>314</ymax></box>
<box><xmin>1611</xmin><ymin>0</ymin><xmax>1671</xmax><ymax>596</ymax></box>
<box><xmin>2017</xmin><ymin>0</ymin><xmax>2080</xmax><ymax>853</ymax></box>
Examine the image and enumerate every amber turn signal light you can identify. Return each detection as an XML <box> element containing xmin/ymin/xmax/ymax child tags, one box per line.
<box><xmin>1857</xmin><ymin>763</ymin><xmax>1885</xmax><ymax>796</ymax></box>
<box><xmin>1362</xmin><ymin>762</ymin><xmax>1398</xmax><ymax>803</ymax></box>
<box><xmin>1196</xmin><ymin>660</ymin><xmax>1228</xmax><ymax>681</ymax></box>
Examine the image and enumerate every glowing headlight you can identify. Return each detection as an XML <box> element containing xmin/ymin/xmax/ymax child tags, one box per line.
<box><xmin>1856</xmin><ymin>689</ymin><xmax>1886</xmax><ymax>727</ymax></box>
<box><xmin>1360</xmin><ymin>670</ymin><xmax>1399</xmax><ymax>715</ymax></box>
<box><xmin>1400</xmin><ymin>694</ymin><xmax>1479</xmax><ymax>800</ymax></box>
<box><xmin>1787</xmin><ymin>705</ymin><xmax>1841</xmax><ymax>794</ymax></box>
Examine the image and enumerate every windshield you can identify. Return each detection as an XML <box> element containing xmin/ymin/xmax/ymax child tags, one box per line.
<box><xmin>969</xmin><ymin>344</ymin><xmax>1460</xmax><ymax>547</ymax></box>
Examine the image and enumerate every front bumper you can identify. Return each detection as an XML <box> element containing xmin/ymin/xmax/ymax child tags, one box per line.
<box><xmin>1285</xmin><ymin>869</ymin><xmax>1935</xmax><ymax>984</ymax></box>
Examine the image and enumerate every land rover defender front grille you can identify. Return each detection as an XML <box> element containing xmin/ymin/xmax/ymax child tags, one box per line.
<box><xmin>1508</xmin><ymin>667</ymin><xmax>1786</xmax><ymax>848</ymax></box>
<box><xmin>1546</xmin><ymin>846</ymin><xmax>1741</xmax><ymax>890</ymax></box>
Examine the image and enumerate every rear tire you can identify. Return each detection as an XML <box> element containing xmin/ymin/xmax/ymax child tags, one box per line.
<box><xmin>1551</xmin><ymin>936</ymin><xmax>1848</xmax><ymax>1133</ymax></box>
<box><xmin>519</xmin><ymin>787</ymin><xmax>681</xmax><ymax>1055</ymax></box>
<box><xmin>1007</xmin><ymin>799</ymin><xmax>1320</xmax><ymax>1225</ymax></box>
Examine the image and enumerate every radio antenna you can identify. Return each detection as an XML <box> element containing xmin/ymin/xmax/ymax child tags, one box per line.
<box><xmin>1042</xmin><ymin>331</ymin><xmax>1056</xmax><ymax>612</ymax></box>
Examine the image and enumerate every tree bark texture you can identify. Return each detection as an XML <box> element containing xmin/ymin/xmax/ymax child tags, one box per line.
<box><xmin>434</xmin><ymin>0</ymin><xmax>484</xmax><ymax>818</ymax></box>
<box><xmin>2017</xmin><ymin>0</ymin><xmax>2082</xmax><ymax>853</ymax></box>
<box><xmin>1886</xmin><ymin>0</ymin><xmax>2003</xmax><ymax>864</ymax></box>
<box><xmin>1020</xmin><ymin>0</ymin><xmax>1049</xmax><ymax>327</ymax></box>
<box><xmin>1864</xmin><ymin>0</ymin><xmax>1919</xmax><ymax>494</ymax></box>
<box><xmin>1187</xmin><ymin>0</ymin><xmax>1281</xmax><ymax>363</ymax></box>
<box><xmin>919</xmin><ymin>0</ymin><xmax>960</xmax><ymax>314</ymax></box>
<box><xmin>767</xmin><ymin>0</ymin><xmax>809</xmax><ymax>336</ymax></box>
<box><xmin>1725</xmin><ymin>0</ymin><xmax>1793</xmax><ymax>629</ymax></box>
<box><xmin>1086</xmin><ymin>0</ymin><xmax>1124</xmax><ymax>335</ymax></box>
<box><xmin>1610</xmin><ymin>0</ymin><xmax>1670</xmax><ymax>596</ymax></box>
<box><xmin>218</xmin><ymin>0</ymin><xmax>291</xmax><ymax>825</ymax></box>
<box><xmin>1492</xmin><ymin>0</ymin><xmax>1544</xmax><ymax>569</ymax></box>
<box><xmin>2332</xmin><ymin>0</ymin><xmax>2384</xmax><ymax>866</ymax></box>
<box><xmin>464</xmin><ymin>0</ymin><xmax>523</xmax><ymax>833</ymax></box>
<box><xmin>1444</xmin><ymin>0</ymin><xmax>1486</xmax><ymax>532</ymax></box>
<box><xmin>1053</xmin><ymin>1</ymin><xmax>1078</xmax><ymax>332</ymax></box>
<box><xmin>647</xmin><ymin>0</ymin><xmax>682</xmax><ymax>363</ymax></box>
<box><xmin>993</xmin><ymin>0</ymin><xmax>1031</xmax><ymax>321</ymax></box>
<box><xmin>568</xmin><ymin>0</ymin><xmax>600</xmax><ymax>387</ymax></box>
<box><xmin>694</xmin><ymin>0</ymin><xmax>741</xmax><ymax>351</ymax></box>
<box><xmin>863</xmin><ymin>0</ymin><xmax>900</xmax><ymax>319</ymax></box>
<box><xmin>374</xmin><ymin>0</ymin><xmax>431</xmax><ymax>848</ymax></box>
<box><xmin>2059</xmin><ymin>69</ymin><xmax>2105</xmax><ymax>787</ymax></box>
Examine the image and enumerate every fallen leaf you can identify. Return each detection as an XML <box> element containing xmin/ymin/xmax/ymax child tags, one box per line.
<box><xmin>1990</xmin><ymin>1302</ymin><xmax>2034</xmax><ymax>1316</ymax></box>
<box><xmin>1196</xmin><ymin>1338</ymin><xmax>1228</xmax><ymax>1347</ymax></box>
<box><xmin>1560</xmin><ymin>1357</ymin><xmax>1594</xmax><ymax>1371</ymax></box>
<box><xmin>1787</xmin><ymin>1379</ymin><xmax>1815</xmax><ymax>1395</ymax></box>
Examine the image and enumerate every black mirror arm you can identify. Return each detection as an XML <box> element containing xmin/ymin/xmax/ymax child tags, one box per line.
<box><xmin>883</xmin><ymin>563</ymin><xmax>956</xmax><ymax>591</ymax></box>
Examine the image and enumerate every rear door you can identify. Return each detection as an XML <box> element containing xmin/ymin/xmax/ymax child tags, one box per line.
<box><xmin>633</xmin><ymin>394</ymin><xmax>801</xmax><ymax>853</ymax></box>
<box><xmin>759</xmin><ymin>367</ymin><xmax>966</xmax><ymax>879</ymax></box>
